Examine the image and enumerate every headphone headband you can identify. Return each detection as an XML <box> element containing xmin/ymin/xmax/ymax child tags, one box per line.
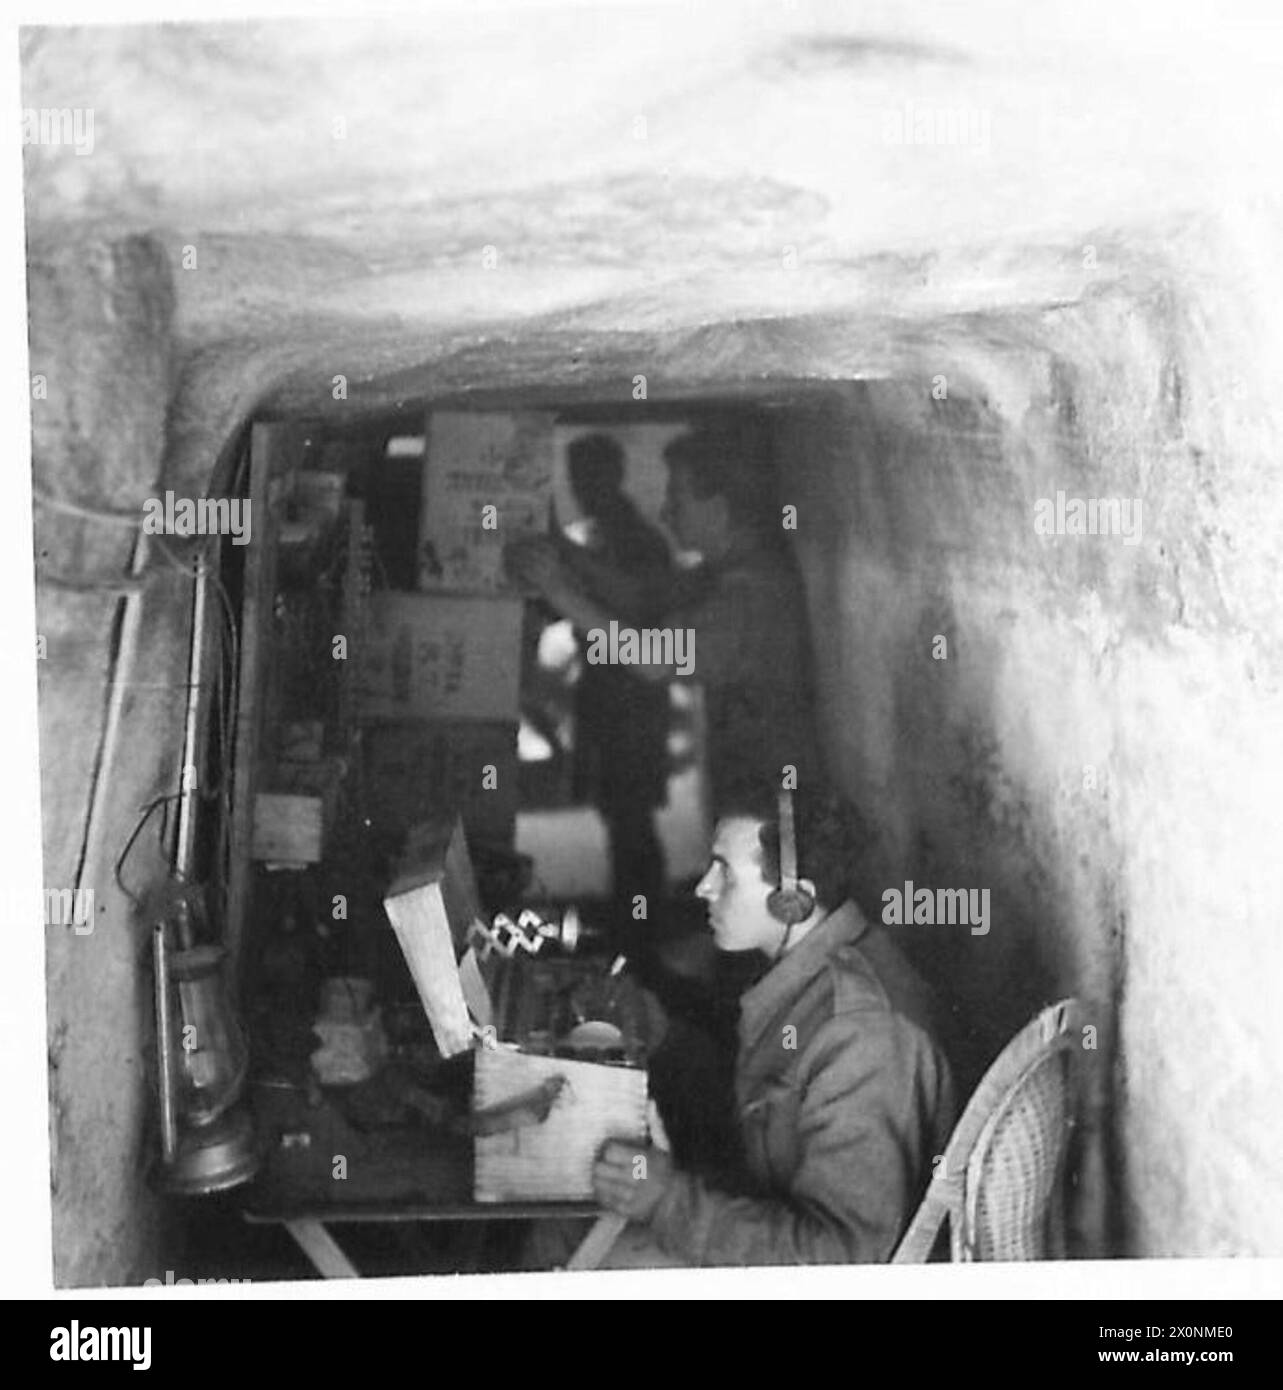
<box><xmin>766</xmin><ymin>786</ymin><xmax>814</xmax><ymax>935</ymax></box>
<box><xmin>777</xmin><ymin>788</ymin><xmax>800</xmax><ymax>897</ymax></box>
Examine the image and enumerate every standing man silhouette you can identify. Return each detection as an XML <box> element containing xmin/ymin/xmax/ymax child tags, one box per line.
<box><xmin>558</xmin><ymin>433</ymin><xmax>677</xmax><ymax>947</ymax></box>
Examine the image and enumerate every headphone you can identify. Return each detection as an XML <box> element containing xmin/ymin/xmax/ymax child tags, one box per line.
<box><xmin>765</xmin><ymin>788</ymin><xmax>816</xmax><ymax>927</ymax></box>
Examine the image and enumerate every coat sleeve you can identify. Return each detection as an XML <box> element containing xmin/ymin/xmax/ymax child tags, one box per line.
<box><xmin>646</xmin><ymin>1011</ymin><xmax>953</xmax><ymax>1266</ymax></box>
<box><xmin>664</xmin><ymin>565</ymin><xmax>799</xmax><ymax>685</ymax></box>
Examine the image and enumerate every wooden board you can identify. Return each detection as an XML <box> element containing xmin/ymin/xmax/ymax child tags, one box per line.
<box><xmin>474</xmin><ymin>1048</ymin><xmax>648</xmax><ymax>1203</ymax></box>
<box><xmin>383</xmin><ymin>878</ymin><xmax>474</xmax><ymax>1060</ymax></box>
<box><xmin>382</xmin><ymin>817</ymin><xmax>488</xmax><ymax>1059</ymax></box>
<box><xmin>227</xmin><ymin>423</ymin><xmax>283</xmax><ymax>977</ymax></box>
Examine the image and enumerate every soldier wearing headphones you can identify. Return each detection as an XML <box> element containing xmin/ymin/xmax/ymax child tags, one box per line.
<box><xmin>590</xmin><ymin>782</ymin><xmax>956</xmax><ymax>1267</ymax></box>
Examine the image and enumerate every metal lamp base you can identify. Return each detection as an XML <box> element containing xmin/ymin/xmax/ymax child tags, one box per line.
<box><xmin>163</xmin><ymin>1103</ymin><xmax>259</xmax><ymax>1196</ymax></box>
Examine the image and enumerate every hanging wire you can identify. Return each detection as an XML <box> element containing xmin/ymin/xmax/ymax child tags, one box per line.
<box><xmin>90</xmin><ymin>459</ymin><xmax>254</xmax><ymax>926</ymax></box>
<box><xmin>124</xmin><ymin>531</ymin><xmax>245</xmax><ymax>925</ymax></box>
<box><xmin>114</xmin><ymin>793</ymin><xmax>183</xmax><ymax>909</ymax></box>
<box><xmin>208</xmin><ymin>563</ymin><xmax>241</xmax><ymax>930</ymax></box>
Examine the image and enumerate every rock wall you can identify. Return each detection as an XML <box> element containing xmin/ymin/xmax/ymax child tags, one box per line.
<box><xmin>33</xmin><ymin>232</ymin><xmax>186</xmax><ymax>1286</ymax></box>
<box><xmin>776</xmin><ymin>213</ymin><xmax>1283</xmax><ymax>1257</ymax></box>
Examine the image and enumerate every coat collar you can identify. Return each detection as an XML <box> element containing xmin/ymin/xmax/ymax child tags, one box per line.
<box><xmin>738</xmin><ymin>899</ymin><xmax>871</xmax><ymax>1045</ymax></box>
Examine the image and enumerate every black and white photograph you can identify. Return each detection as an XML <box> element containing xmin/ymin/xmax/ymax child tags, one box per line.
<box><xmin>6</xmin><ymin>0</ymin><xmax>1283</xmax><ymax>1325</ymax></box>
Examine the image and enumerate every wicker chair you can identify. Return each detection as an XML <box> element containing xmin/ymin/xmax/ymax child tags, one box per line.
<box><xmin>893</xmin><ymin>998</ymin><xmax>1082</xmax><ymax>1263</ymax></box>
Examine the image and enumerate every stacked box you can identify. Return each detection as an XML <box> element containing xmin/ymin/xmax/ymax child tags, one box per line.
<box><xmin>251</xmin><ymin>793</ymin><xmax>327</xmax><ymax>864</ymax></box>
<box><xmin>417</xmin><ymin>411</ymin><xmax>553</xmax><ymax>594</ymax></box>
<box><xmin>252</xmin><ymin>722</ymin><xmax>345</xmax><ymax>864</ymax></box>
<box><xmin>355</xmin><ymin>592</ymin><xmax>523</xmax><ymax>724</ymax></box>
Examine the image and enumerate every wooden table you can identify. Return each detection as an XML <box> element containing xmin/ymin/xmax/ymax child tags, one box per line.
<box><xmin>242</xmin><ymin>1199</ymin><xmax>600</xmax><ymax>1278</ymax></box>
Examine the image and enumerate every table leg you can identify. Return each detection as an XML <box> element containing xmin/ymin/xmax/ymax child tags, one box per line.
<box><xmin>285</xmin><ymin>1219</ymin><xmax>360</xmax><ymax>1279</ymax></box>
<box><xmin>566</xmin><ymin>1214</ymin><xmax>627</xmax><ymax>1271</ymax></box>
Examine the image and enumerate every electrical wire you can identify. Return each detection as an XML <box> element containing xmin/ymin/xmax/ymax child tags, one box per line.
<box><xmin>96</xmin><ymin>461</ymin><xmax>253</xmax><ymax>926</ymax></box>
<box><xmin>173</xmin><ymin>543</ymin><xmax>241</xmax><ymax>929</ymax></box>
<box><xmin>124</xmin><ymin>530</ymin><xmax>245</xmax><ymax>926</ymax></box>
<box><xmin>114</xmin><ymin>793</ymin><xmax>183</xmax><ymax>909</ymax></box>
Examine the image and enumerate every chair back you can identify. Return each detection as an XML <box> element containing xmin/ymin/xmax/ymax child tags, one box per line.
<box><xmin>893</xmin><ymin>998</ymin><xmax>1081</xmax><ymax>1263</ymax></box>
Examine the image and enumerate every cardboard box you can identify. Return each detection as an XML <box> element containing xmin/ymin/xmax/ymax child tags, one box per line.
<box><xmin>355</xmin><ymin>592</ymin><xmax>523</xmax><ymax>723</ymax></box>
<box><xmin>363</xmin><ymin>720</ymin><xmax>517</xmax><ymax>845</ymax></box>
<box><xmin>417</xmin><ymin>412</ymin><xmax>553</xmax><ymax>594</ymax></box>
<box><xmin>255</xmin><ymin>740</ymin><xmax>345</xmax><ymax>864</ymax></box>
<box><xmin>382</xmin><ymin>818</ymin><xmax>650</xmax><ymax>1203</ymax></box>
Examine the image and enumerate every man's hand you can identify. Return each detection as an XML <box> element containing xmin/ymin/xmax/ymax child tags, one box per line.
<box><xmin>591</xmin><ymin>1140</ymin><xmax>674</xmax><ymax>1223</ymax></box>
<box><xmin>506</xmin><ymin>536</ymin><xmax>613</xmax><ymax>633</ymax></box>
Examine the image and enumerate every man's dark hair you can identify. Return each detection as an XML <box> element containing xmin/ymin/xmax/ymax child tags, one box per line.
<box><xmin>568</xmin><ymin>432</ymin><xmax>626</xmax><ymax>514</ymax></box>
<box><xmin>719</xmin><ymin>780</ymin><xmax>872</xmax><ymax>911</ymax></box>
<box><xmin>663</xmin><ymin>421</ymin><xmax>772</xmax><ymax>529</ymax></box>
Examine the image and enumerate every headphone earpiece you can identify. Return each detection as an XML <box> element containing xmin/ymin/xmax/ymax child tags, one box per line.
<box><xmin>767</xmin><ymin>789</ymin><xmax>816</xmax><ymax>926</ymax></box>
<box><xmin>766</xmin><ymin>886</ymin><xmax>813</xmax><ymax>926</ymax></box>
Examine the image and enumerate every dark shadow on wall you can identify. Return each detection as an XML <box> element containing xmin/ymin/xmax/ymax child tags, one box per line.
<box><xmin>773</xmin><ymin>383</ymin><xmax>1121</xmax><ymax>1255</ymax></box>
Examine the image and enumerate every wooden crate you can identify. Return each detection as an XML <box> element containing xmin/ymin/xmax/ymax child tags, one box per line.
<box><xmin>473</xmin><ymin>1047</ymin><xmax>647</xmax><ymax>1203</ymax></box>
